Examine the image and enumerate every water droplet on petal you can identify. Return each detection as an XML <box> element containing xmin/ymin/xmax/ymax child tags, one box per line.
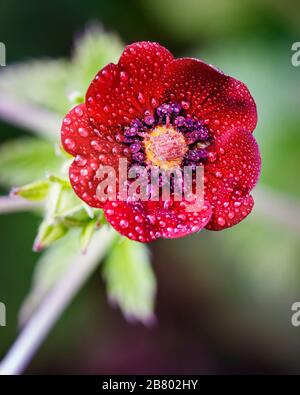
<box><xmin>78</xmin><ymin>127</ymin><xmax>89</xmax><ymax>137</ymax></box>
<box><xmin>75</xmin><ymin>107</ymin><xmax>83</xmax><ymax>117</ymax></box>
<box><xmin>63</xmin><ymin>117</ymin><xmax>71</xmax><ymax>126</ymax></box>
<box><xmin>64</xmin><ymin>138</ymin><xmax>75</xmax><ymax>150</ymax></box>
<box><xmin>181</xmin><ymin>100</ymin><xmax>190</xmax><ymax>110</ymax></box>
<box><xmin>228</xmin><ymin>212</ymin><xmax>235</xmax><ymax>219</ymax></box>
<box><xmin>217</xmin><ymin>217</ymin><xmax>226</xmax><ymax>226</ymax></box>
<box><xmin>120</xmin><ymin>70</ymin><xmax>128</xmax><ymax>81</ymax></box>
<box><xmin>137</xmin><ymin>92</ymin><xmax>145</xmax><ymax>104</ymax></box>
<box><xmin>207</xmin><ymin>152</ymin><xmax>217</xmax><ymax>163</ymax></box>
<box><xmin>120</xmin><ymin>219</ymin><xmax>129</xmax><ymax>228</ymax></box>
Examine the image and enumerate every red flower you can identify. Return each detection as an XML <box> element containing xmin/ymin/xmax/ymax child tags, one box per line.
<box><xmin>61</xmin><ymin>42</ymin><xmax>261</xmax><ymax>242</ymax></box>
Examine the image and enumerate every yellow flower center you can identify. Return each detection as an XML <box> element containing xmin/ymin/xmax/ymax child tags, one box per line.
<box><xmin>144</xmin><ymin>126</ymin><xmax>188</xmax><ymax>170</ymax></box>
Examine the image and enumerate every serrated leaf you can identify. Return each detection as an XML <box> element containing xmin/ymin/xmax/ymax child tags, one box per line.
<box><xmin>0</xmin><ymin>137</ymin><xmax>62</xmax><ymax>188</ymax></box>
<box><xmin>103</xmin><ymin>239</ymin><xmax>156</xmax><ymax>324</ymax></box>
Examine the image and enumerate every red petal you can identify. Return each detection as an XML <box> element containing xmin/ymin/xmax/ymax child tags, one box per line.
<box><xmin>104</xmin><ymin>199</ymin><xmax>212</xmax><ymax>243</ymax></box>
<box><xmin>61</xmin><ymin>104</ymin><xmax>121</xmax><ymax>156</ymax></box>
<box><xmin>86</xmin><ymin>42</ymin><xmax>174</xmax><ymax>129</ymax></box>
<box><xmin>62</xmin><ymin>105</ymin><xmax>131</xmax><ymax>208</ymax></box>
<box><xmin>69</xmin><ymin>154</ymin><xmax>104</xmax><ymax>208</ymax></box>
<box><xmin>61</xmin><ymin>104</ymin><xmax>95</xmax><ymax>156</ymax></box>
<box><xmin>204</xmin><ymin>128</ymin><xmax>261</xmax><ymax>230</ymax></box>
<box><xmin>161</xmin><ymin>58</ymin><xmax>257</xmax><ymax>135</ymax></box>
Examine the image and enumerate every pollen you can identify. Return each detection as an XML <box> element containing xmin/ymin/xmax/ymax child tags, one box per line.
<box><xmin>144</xmin><ymin>126</ymin><xmax>188</xmax><ymax>170</ymax></box>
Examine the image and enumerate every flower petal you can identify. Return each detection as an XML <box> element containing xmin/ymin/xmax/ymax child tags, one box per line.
<box><xmin>61</xmin><ymin>104</ymin><xmax>95</xmax><ymax>156</ymax></box>
<box><xmin>86</xmin><ymin>42</ymin><xmax>174</xmax><ymax>129</ymax></box>
<box><xmin>161</xmin><ymin>58</ymin><xmax>257</xmax><ymax>135</ymax></box>
<box><xmin>69</xmin><ymin>154</ymin><xmax>103</xmax><ymax>208</ymax></box>
<box><xmin>61</xmin><ymin>104</ymin><xmax>121</xmax><ymax>156</ymax></box>
<box><xmin>204</xmin><ymin>128</ymin><xmax>261</xmax><ymax>230</ymax></box>
<box><xmin>104</xmin><ymin>198</ymin><xmax>212</xmax><ymax>242</ymax></box>
<box><xmin>62</xmin><ymin>105</ymin><xmax>131</xmax><ymax>208</ymax></box>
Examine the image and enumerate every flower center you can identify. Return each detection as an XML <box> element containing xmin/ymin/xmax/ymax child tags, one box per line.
<box><xmin>144</xmin><ymin>126</ymin><xmax>188</xmax><ymax>170</ymax></box>
<box><xmin>121</xmin><ymin>102</ymin><xmax>211</xmax><ymax>171</ymax></box>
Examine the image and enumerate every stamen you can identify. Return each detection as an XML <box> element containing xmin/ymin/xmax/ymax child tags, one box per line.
<box><xmin>123</xmin><ymin>102</ymin><xmax>211</xmax><ymax>187</ymax></box>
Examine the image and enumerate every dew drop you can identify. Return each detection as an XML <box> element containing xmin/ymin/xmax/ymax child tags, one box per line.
<box><xmin>75</xmin><ymin>155</ymin><xmax>87</xmax><ymax>167</ymax></box>
<box><xmin>135</xmin><ymin>215</ymin><xmax>143</xmax><ymax>223</ymax></box>
<box><xmin>207</xmin><ymin>152</ymin><xmax>217</xmax><ymax>163</ymax></box>
<box><xmin>120</xmin><ymin>219</ymin><xmax>129</xmax><ymax>228</ymax></box>
<box><xmin>90</xmin><ymin>140</ymin><xmax>102</xmax><ymax>151</ymax></box>
<box><xmin>120</xmin><ymin>70</ymin><xmax>128</xmax><ymax>81</ymax></box>
<box><xmin>146</xmin><ymin>215</ymin><xmax>156</xmax><ymax>225</ymax></box>
<box><xmin>217</xmin><ymin>217</ymin><xmax>226</xmax><ymax>226</ymax></box>
<box><xmin>63</xmin><ymin>117</ymin><xmax>71</xmax><ymax>126</ymax></box>
<box><xmin>159</xmin><ymin>220</ymin><xmax>166</xmax><ymax>228</ymax></box>
<box><xmin>75</xmin><ymin>107</ymin><xmax>83</xmax><ymax>117</ymax></box>
<box><xmin>64</xmin><ymin>138</ymin><xmax>75</xmax><ymax>150</ymax></box>
<box><xmin>137</xmin><ymin>92</ymin><xmax>146</xmax><ymax>104</ymax></box>
<box><xmin>181</xmin><ymin>100</ymin><xmax>190</xmax><ymax>110</ymax></box>
<box><xmin>78</xmin><ymin>127</ymin><xmax>89</xmax><ymax>137</ymax></box>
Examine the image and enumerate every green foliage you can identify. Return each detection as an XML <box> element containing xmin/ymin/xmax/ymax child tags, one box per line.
<box><xmin>0</xmin><ymin>25</ymin><xmax>123</xmax><ymax>116</ymax></box>
<box><xmin>11</xmin><ymin>180</ymin><xmax>50</xmax><ymax>201</ymax></box>
<box><xmin>71</xmin><ymin>25</ymin><xmax>123</xmax><ymax>94</ymax></box>
<box><xmin>0</xmin><ymin>137</ymin><xmax>62</xmax><ymax>188</ymax></box>
<box><xmin>103</xmin><ymin>239</ymin><xmax>156</xmax><ymax>324</ymax></box>
<box><xmin>0</xmin><ymin>59</ymin><xmax>71</xmax><ymax>115</ymax></box>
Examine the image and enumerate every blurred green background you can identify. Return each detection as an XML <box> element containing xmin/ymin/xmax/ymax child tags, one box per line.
<box><xmin>1</xmin><ymin>0</ymin><xmax>300</xmax><ymax>374</ymax></box>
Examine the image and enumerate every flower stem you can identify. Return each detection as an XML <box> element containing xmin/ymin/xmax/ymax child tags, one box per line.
<box><xmin>0</xmin><ymin>93</ymin><xmax>60</xmax><ymax>139</ymax></box>
<box><xmin>0</xmin><ymin>196</ymin><xmax>40</xmax><ymax>214</ymax></box>
<box><xmin>0</xmin><ymin>226</ymin><xmax>116</xmax><ymax>375</ymax></box>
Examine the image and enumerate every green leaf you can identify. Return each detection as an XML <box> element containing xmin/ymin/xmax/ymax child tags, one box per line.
<box><xmin>0</xmin><ymin>25</ymin><xmax>123</xmax><ymax>116</ymax></box>
<box><xmin>0</xmin><ymin>59</ymin><xmax>71</xmax><ymax>115</ymax></box>
<box><xmin>0</xmin><ymin>137</ymin><xmax>62</xmax><ymax>188</ymax></box>
<box><xmin>103</xmin><ymin>239</ymin><xmax>156</xmax><ymax>324</ymax></box>
<box><xmin>71</xmin><ymin>25</ymin><xmax>123</xmax><ymax>93</ymax></box>
<box><xmin>11</xmin><ymin>180</ymin><xmax>50</xmax><ymax>201</ymax></box>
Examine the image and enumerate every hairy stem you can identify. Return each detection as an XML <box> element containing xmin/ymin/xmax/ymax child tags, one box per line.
<box><xmin>0</xmin><ymin>226</ymin><xmax>116</xmax><ymax>375</ymax></box>
<box><xmin>0</xmin><ymin>93</ymin><xmax>60</xmax><ymax>139</ymax></box>
<box><xmin>0</xmin><ymin>196</ymin><xmax>41</xmax><ymax>214</ymax></box>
